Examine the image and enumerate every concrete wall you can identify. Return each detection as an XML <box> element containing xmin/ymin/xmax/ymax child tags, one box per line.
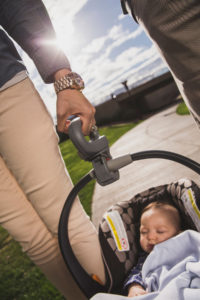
<box><xmin>95</xmin><ymin>97</ymin><xmax>140</xmax><ymax>126</ymax></box>
<box><xmin>140</xmin><ymin>81</ymin><xmax>179</xmax><ymax>113</ymax></box>
<box><xmin>95</xmin><ymin>72</ymin><xmax>180</xmax><ymax>126</ymax></box>
<box><xmin>95</xmin><ymin>99</ymin><xmax>121</xmax><ymax>125</ymax></box>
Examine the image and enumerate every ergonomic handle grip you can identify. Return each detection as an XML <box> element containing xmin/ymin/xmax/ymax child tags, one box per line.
<box><xmin>68</xmin><ymin>117</ymin><xmax>110</xmax><ymax>161</ymax></box>
<box><xmin>68</xmin><ymin>117</ymin><xmax>119</xmax><ymax>185</ymax></box>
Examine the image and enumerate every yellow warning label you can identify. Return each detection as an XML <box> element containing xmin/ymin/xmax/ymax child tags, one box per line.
<box><xmin>105</xmin><ymin>211</ymin><xmax>130</xmax><ymax>252</ymax></box>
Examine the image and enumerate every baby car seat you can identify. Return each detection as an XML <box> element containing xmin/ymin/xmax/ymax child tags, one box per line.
<box><xmin>58</xmin><ymin>118</ymin><xmax>200</xmax><ymax>299</ymax></box>
<box><xmin>99</xmin><ymin>178</ymin><xmax>200</xmax><ymax>294</ymax></box>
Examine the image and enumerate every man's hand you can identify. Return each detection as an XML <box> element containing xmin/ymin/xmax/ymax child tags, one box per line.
<box><xmin>56</xmin><ymin>88</ymin><xmax>95</xmax><ymax>135</ymax></box>
<box><xmin>128</xmin><ymin>283</ymin><xmax>147</xmax><ymax>297</ymax></box>
<box><xmin>54</xmin><ymin>69</ymin><xmax>96</xmax><ymax>135</ymax></box>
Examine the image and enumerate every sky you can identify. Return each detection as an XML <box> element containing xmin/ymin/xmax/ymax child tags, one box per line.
<box><xmin>20</xmin><ymin>0</ymin><xmax>169</xmax><ymax>123</ymax></box>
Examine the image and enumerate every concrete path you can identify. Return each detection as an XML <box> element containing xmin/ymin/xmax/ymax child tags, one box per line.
<box><xmin>92</xmin><ymin>105</ymin><xmax>200</xmax><ymax>228</ymax></box>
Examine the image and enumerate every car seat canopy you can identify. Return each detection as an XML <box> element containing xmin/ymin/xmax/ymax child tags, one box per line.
<box><xmin>99</xmin><ymin>178</ymin><xmax>200</xmax><ymax>293</ymax></box>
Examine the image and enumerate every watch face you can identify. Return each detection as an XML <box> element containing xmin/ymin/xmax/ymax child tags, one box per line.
<box><xmin>71</xmin><ymin>72</ymin><xmax>84</xmax><ymax>90</ymax></box>
<box><xmin>75</xmin><ymin>76</ymin><xmax>84</xmax><ymax>89</ymax></box>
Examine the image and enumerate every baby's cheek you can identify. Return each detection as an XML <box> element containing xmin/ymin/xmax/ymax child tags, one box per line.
<box><xmin>140</xmin><ymin>240</ymin><xmax>146</xmax><ymax>250</ymax></box>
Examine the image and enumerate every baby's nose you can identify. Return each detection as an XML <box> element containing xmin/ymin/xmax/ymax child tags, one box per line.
<box><xmin>148</xmin><ymin>232</ymin><xmax>157</xmax><ymax>242</ymax></box>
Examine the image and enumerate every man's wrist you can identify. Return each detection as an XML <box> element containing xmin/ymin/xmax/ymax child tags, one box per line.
<box><xmin>54</xmin><ymin>68</ymin><xmax>72</xmax><ymax>81</ymax></box>
<box><xmin>53</xmin><ymin>69</ymin><xmax>85</xmax><ymax>94</ymax></box>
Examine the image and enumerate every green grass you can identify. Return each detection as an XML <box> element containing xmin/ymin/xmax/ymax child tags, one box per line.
<box><xmin>0</xmin><ymin>226</ymin><xmax>65</xmax><ymax>300</ymax></box>
<box><xmin>176</xmin><ymin>102</ymin><xmax>190</xmax><ymax>115</ymax></box>
<box><xmin>0</xmin><ymin>121</ymin><xmax>139</xmax><ymax>299</ymax></box>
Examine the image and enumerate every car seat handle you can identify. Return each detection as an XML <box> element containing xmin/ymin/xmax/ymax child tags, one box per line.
<box><xmin>68</xmin><ymin>117</ymin><xmax>119</xmax><ymax>186</ymax></box>
<box><xmin>68</xmin><ymin>117</ymin><xmax>107</xmax><ymax>160</ymax></box>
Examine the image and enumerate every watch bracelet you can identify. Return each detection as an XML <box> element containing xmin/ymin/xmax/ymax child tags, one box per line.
<box><xmin>54</xmin><ymin>72</ymin><xmax>84</xmax><ymax>93</ymax></box>
<box><xmin>54</xmin><ymin>75</ymin><xmax>73</xmax><ymax>93</ymax></box>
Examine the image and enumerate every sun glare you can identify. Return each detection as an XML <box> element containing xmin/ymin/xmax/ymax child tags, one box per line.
<box><xmin>54</xmin><ymin>20</ymin><xmax>75</xmax><ymax>55</ymax></box>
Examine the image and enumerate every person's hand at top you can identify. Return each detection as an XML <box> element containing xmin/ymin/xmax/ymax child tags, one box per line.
<box><xmin>54</xmin><ymin>68</ymin><xmax>96</xmax><ymax>135</ymax></box>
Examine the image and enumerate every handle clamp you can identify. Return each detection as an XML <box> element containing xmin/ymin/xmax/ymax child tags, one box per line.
<box><xmin>68</xmin><ymin>118</ymin><xmax>119</xmax><ymax>186</ymax></box>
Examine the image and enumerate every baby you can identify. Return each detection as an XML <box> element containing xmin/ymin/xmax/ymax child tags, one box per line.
<box><xmin>124</xmin><ymin>201</ymin><xmax>182</xmax><ymax>297</ymax></box>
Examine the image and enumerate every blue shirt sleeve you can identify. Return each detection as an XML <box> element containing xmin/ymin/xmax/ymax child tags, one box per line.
<box><xmin>123</xmin><ymin>252</ymin><xmax>148</xmax><ymax>290</ymax></box>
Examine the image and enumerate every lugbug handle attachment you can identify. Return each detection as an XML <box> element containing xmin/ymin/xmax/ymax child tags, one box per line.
<box><xmin>68</xmin><ymin>117</ymin><xmax>119</xmax><ymax>186</ymax></box>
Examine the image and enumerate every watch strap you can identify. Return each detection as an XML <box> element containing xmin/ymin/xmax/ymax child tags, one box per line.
<box><xmin>54</xmin><ymin>72</ymin><xmax>84</xmax><ymax>93</ymax></box>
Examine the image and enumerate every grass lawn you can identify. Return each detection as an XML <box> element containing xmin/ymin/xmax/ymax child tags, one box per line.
<box><xmin>0</xmin><ymin>121</ymin><xmax>138</xmax><ymax>299</ymax></box>
<box><xmin>0</xmin><ymin>226</ymin><xmax>65</xmax><ymax>300</ymax></box>
<box><xmin>176</xmin><ymin>101</ymin><xmax>190</xmax><ymax>115</ymax></box>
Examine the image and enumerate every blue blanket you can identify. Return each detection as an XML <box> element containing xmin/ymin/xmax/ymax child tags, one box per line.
<box><xmin>91</xmin><ymin>230</ymin><xmax>200</xmax><ymax>300</ymax></box>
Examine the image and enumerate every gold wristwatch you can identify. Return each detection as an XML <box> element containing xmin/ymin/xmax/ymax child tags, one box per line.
<box><xmin>54</xmin><ymin>72</ymin><xmax>85</xmax><ymax>93</ymax></box>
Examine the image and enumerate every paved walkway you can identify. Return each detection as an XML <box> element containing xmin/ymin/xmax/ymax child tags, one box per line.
<box><xmin>92</xmin><ymin>105</ymin><xmax>200</xmax><ymax>228</ymax></box>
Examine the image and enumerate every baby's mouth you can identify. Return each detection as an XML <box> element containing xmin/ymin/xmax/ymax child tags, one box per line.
<box><xmin>147</xmin><ymin>244</ymin><xmax>154</xmax><ymax>251</ymax></box>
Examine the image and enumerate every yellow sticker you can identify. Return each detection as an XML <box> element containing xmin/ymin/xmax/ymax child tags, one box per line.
<box><xmin>105</xmin><ymin>211</ymin><xmax>130</xmax><ymax>252</ymax></box>
<box><xmin>181</xmin><ymin>188</ymin><xmax>200</xmax><ymax>231</ymax></box>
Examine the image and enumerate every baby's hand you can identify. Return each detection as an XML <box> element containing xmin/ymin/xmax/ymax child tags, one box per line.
<box><xmin>128</xmin><ymin>283</ymin><xmax>147</xmax><ymax>297</ymax></box>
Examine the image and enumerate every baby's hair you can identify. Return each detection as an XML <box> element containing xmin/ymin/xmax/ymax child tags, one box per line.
<box><xmin>141</xmin><ymin>201</ymin><xmax>182</xmax><ymax>231</ymax></box>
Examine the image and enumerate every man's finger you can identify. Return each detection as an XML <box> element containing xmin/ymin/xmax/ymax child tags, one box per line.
<box><xmin>80</xmin><ymin>115</ymin><xmax>96</xmax><ymax>135</ymax></box>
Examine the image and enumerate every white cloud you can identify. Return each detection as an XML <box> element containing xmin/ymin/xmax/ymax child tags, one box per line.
<box><xmin>76</xmin><ymin>25</ymin><xmax>150</xmax><ymax>100</ymax></box>
<box><xmin>83</xmin><ymin>44</ymin><xmax>167</xmax><ymax>105</ymax></box>
<box><xmin>82</xmin><ymin>24</ymin><xmax>143</xmax><ymax>59</ymax></box>
<box><xmin>72</xmin><ymin>24</ymin><xmax>143</xmax><ymax>76</ymax></box>
<box><xmin>42</xmin><ymin>0</ymin><xmax>89</xmax><ymax>21</ymax></box>
<box><xmin>105</xmin><ymin>26</ymin><xmax>143</xmax><ymax>57</ymax></box>
<box><xmin>118</xmin><ymin>13</ymin><xmax>126</xmax><ymax>21</ymax></box>
<box><xmin>84</xmin><ymin>36</ymin><xmax>107</xmax><ymax>54</ymax></box>
<box><xmin>108</xmin><ymin>24</ymin><xmax>124</xmax><ymax>40</ymax></box>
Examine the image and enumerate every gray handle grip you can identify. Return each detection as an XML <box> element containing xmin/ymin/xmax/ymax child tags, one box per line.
<box><xmin>68</xmin><ymin>117</ymin><xmax>110</xmax><ymax>161</ymax></box>
<box><xmin>67</xmin><ymin>118</ymin><xmax>134</xmax><ymax>186</ymax></box>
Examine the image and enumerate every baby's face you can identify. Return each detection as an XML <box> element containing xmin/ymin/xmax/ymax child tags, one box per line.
<box><xmin>140</xmin><ymin>208</ymin><xmax>180</xmax><ymax>253</ymax></box>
